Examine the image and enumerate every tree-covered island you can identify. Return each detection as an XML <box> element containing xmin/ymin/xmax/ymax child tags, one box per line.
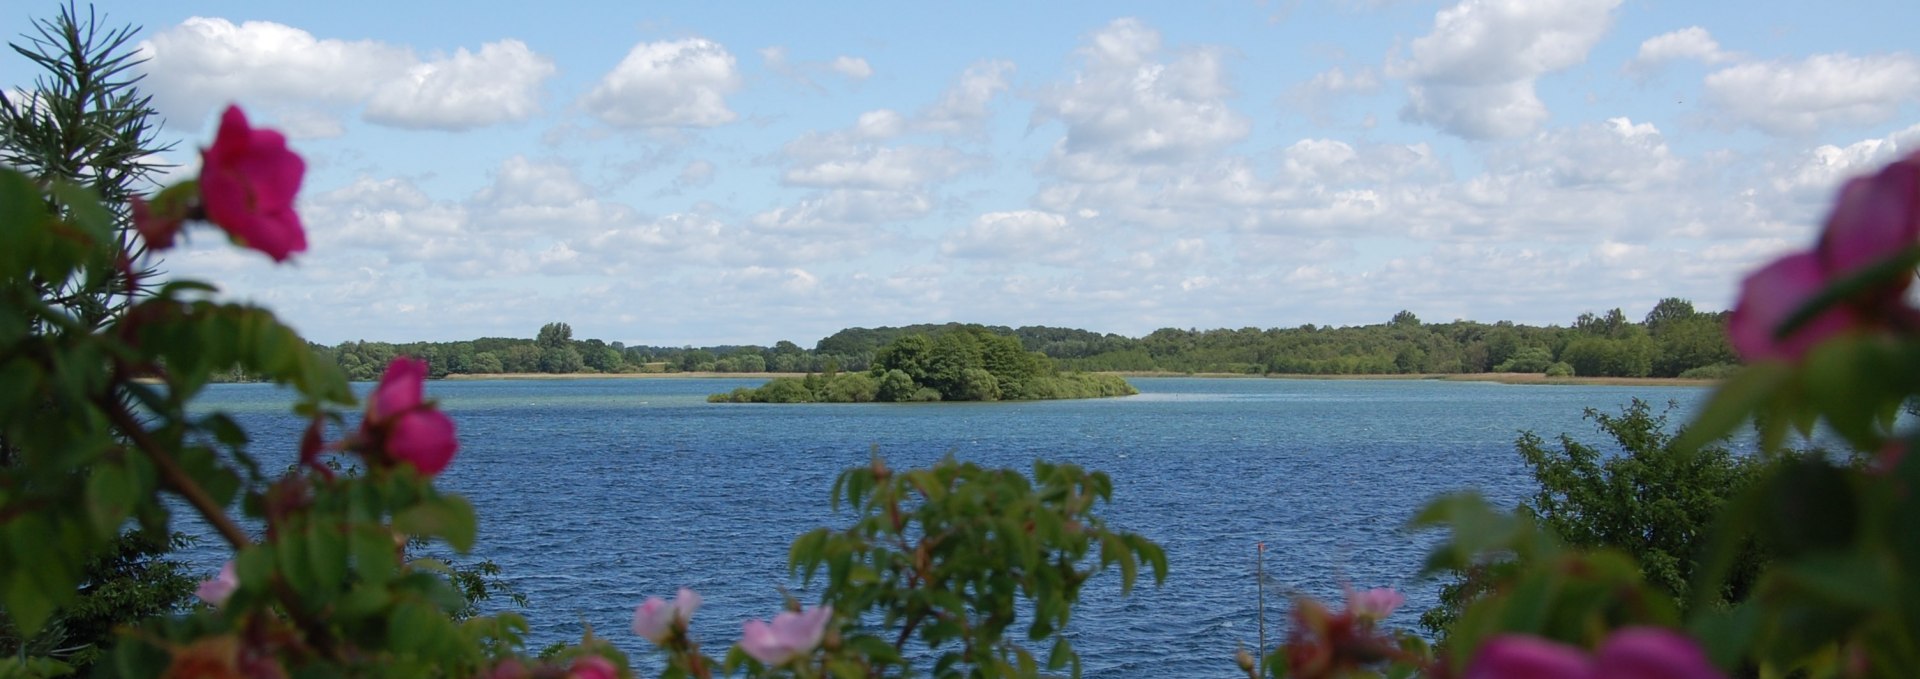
<box><xmin>708</xmin><ymin>326</ymin><xmax>1137</xmax><ymax>403</ymax></box>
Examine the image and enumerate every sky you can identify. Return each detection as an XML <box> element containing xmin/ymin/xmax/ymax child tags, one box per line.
<box><xmin>8</xmin><ymin>1</ymin><xmax>1920</xmax><ymax>347</ymax></box>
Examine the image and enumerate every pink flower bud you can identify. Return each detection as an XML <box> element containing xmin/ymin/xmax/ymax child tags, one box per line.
<box><xmin>361</xmin><ymin>357</ymin><xmax>458</xmax><ymax>476</ymax></box>
<box><xmin>196</xmin><ymin>561</ymin><xmax>239</xmax><ymax>606</ymax></box>
<box><xmin>368</xmin><ymin>357</ymin><xmax>428</xmax><ymax>424</ymax></box>
<box><xmin>1345</xmin><ymin>587</ymin><xmax>1404</xmax><ymax>621</ymax></box>
<box><xmin>387</xmin><ymin>408</ymin><xmax>458</xmax><ymax>476</ymax></box>
<box><xmin>566</xmin><ymin>655</ymin><xmax>620</xmax><ymax>679</ymax></box>
<box><xmin>1818</xmin><ymin>152</ymin><xmax>1920</xmax><ymax>296</ymax></box>
<box><xmin>631</xmin><ymin>588</ymin><xmax>702</xmax><ymax>645</ymax></box>
<box><xmin>1466</xmin><ymin>628</ymin><xmax>1725</xmax><ymax>679</ymax></box>
<box><xmin>199</xmin><ymin>105</ymin><xmax>307</xmax><ymax>262</ymax></box>
<box><xmin>1466</xmin><ymin>635</ymin><xmax>1591</xmax><ymax>679</ymax></box>
<box><xmin>1591</xmin><ymin>627</ymin><xmax>1727</xmax><ymax>679</ymax></box>
<box><xmin>739</xmin><ymin>605</ymin><xmax>832</xmax><ymax>666</ymax></box>
<box><xmin>1726</xmin><ymin>251</ymin><xmax>1857</xmax><ymax>362</ymax></box>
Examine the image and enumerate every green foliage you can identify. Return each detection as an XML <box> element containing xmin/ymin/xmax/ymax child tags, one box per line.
<box><xmin>1420</xmin><ymin>401</ymin><xmax>1763</xmax><ymax>639</ymax></box>
<box><xmin>1544</xmin><ymin>361</ymin><xmax>1575</xmax><ymax>378</ymax></box>
<box><xmin>1492</xmin><ymin>347</ymin><xmax>1553</xmax><ymax>373</ymax></box>
<box><xmin>787</xmin><ymin>455</ymin><xmax>1167</xmax><ymax>678</ymax></box>
<box><xmin>720</xmin><ymin>327</ymin><xmax>1139</xmax><ymax>403</ymax></box>
<box><xmin>1412</xmin><ymin>494</ymin><xmax>1682</xmax><ymax>677</ymax></box>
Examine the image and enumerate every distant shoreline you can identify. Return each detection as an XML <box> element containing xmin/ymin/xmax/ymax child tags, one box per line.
<box><xmin>439</xmin><ymin>371</ymin><xmax>1717</xmax><ymax>387</ymax></box>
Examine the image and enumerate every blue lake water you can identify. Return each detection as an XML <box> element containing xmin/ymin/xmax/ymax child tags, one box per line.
<box><xmin>182</xmin><ymin>376</ymin><xmax>1711</xmax><ymax>676</ymax></box>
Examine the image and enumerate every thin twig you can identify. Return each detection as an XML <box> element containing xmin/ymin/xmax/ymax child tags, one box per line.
<box><xmin>99</xmin><ymin>393</ymin><xmax>251</xmax><ymax>549</ymax></box>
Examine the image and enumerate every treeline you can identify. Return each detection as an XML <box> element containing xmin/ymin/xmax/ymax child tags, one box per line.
<box><xmin>710</xmin><ymin>326</ymin><xmax>1138</xmax><ymax>403</ymax></box>
<box><xmin>293</xmin><ymin>297</ymin><xmax>1734</xmax><ymax>382</ymax></box>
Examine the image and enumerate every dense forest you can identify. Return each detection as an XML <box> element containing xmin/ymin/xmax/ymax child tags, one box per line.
<box><xmin>710</xmin><ymin>326</ymin><xmax>1138</xmax><ymax>403</ymax></box>
<box><xmin>293</xmin><ymin>297</ymin><xmax>1736</xmax><ymax>382</ymax></box>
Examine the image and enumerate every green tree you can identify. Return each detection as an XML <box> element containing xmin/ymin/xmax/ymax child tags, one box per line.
<box><xmin>535</xmin><ymin>322</ymin><xmax>573</xmax><ymax>349</ymax></box>
<box><xmin>1422</xmin><ymin>400</ymin><xmax>1765</xmax><ymax>636</ymax></box>
<box><xmin>0</xmin><ymin>7</ymin><xmax>199</xmax><ymax>671</ymax></box>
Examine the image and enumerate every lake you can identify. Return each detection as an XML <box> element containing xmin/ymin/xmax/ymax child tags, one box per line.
<box><xmin>183</xmin><ymin>376</ymin><xmax>1711</xmax><ymax>676</ymax></box>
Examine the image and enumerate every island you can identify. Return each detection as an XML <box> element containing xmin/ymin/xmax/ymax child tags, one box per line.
<box><xmin>709</xmin><ymin>326</ymin><xmax>1136</xmax><ymax>403</ymax></box>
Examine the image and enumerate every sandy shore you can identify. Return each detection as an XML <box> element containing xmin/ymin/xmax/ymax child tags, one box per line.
<box><xmin>441</xmin><ymin>370</ymin><xmax>1716</xmax><ymax>387</ymax></box>
<box><xmin>1110</xmin><ymin>371</ymin><xmax>1717</xmax><ymax>387</ymax></box>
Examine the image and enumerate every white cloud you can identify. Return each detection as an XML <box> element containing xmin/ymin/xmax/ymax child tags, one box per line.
<box><xmin>915</xmin><ymin>60</ymin><xmax>1015</xmax><ymax>135</ymax></box>
<box><xmin>582</xmin><ymin>38</ymin><xmax>741</xmax><ymax>128</ymax></box>
<box><xmin>139</xmin><ymin>17</ymin><xmax>405</xmax><ymax>123</ymax></box>
<box><xmin>1627</xmin><ymin>27</ymin><xmax>1734</xmax><ymax>74</ymax></box>
<box><xmin>673</xmin><ymin>159</ymin><xmax>717</xmax><ymax>190</ymax></box>
<box><xmin>364</xmin><ymin>40</ymin><xmax>554</xmax><ymax>130</ymax></box>
<box><xmin>750</xmin><ymin>190</ymin><xmax>932</xmax><ymax>233</ymax></box>
<box><xmin>831</xmin><ymin>56</ymin><xmax>874</xmax><ymax>80</ymax></box>
<box><xmin>761</xmin><ymin>46</ymin><xmax>873</xmax><ymax>88</ymax></box>
<box><xmin>1489</xmin><ymin>117</ymin><xmax>1682</xmax><ymax>191</ymax></box>
<box><xmin>1302</xmin><ymin>66</ymin><xmax>1381</xmax><ymax>95</ymax></box>
<box><xmin>940</xmin><ymin>210</ymin><xmax>1076</xmax><ymax>260</ymax></box>
<box><xmin>781</xmin><ymin>143</ymin><xmax>983</xmax><ymax>190</ymax></box>
<box><xmin>1391</xmin><ymin>0</ymin><xmax>1620</xmax><ymax>139</ymax></box>
<box><xmin>1772</xmin><ymin>122</ymin><xmax>1920</xmax><ymax>200</ymax></box>
<box><xmin>1703</xmin><ymin>53</ymin><xmax>1920</xmax><ymax>136</ymax></box>
<box><xmin>1032</xmin><ymin>19</ymin><xmax>1249</xmax><ymax>166</ymax></box>
<box><xmin>137</xmin><ymin>18</ymin><xmax>553</xmax><ymax>131</ymax></box>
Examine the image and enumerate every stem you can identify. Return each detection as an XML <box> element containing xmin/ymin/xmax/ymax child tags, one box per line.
<box><xmin>100</xmin><ymin>393</ymin><xmax>251</xmax><ymax>549</ymax></box>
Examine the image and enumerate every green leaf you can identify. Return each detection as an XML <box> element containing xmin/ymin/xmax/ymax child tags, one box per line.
<box><xmin>1676</xmin><ymin>362</ymin><xmax>1790</xmax><ymax>453</ymax></box>
<box><xmin>393</xmin><ymin>493</ymin><xmax>478</xmax><ymax>553</ymax></box>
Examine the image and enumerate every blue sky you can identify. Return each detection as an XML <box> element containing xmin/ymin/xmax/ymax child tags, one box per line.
<box><xmin>9</xmin><ymin>1</ymin><xmax>1919</xmax><ymax>347</ymax></box>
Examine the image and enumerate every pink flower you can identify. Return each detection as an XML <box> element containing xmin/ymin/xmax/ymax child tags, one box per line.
<box><xmin>368</xmin><ymin>356</ymin><xmax>427</xmax><ymax>423</ymax></box>
<box><xmin>361</xmin><ymin>357</ymin><xmax>458</xmax><ymax>476</ymax></box>
<box><xmin>1345</xmin><ymin>587</ymin><xmax>1404</xmax><ymax>621</ymax></box>
<box><xmin>740</xmin><ymin>605</ymin><xmax>832</xmax><ymax>666</ymax></box>
<box><xmin>632</xmin><ymin>588</ymin><xmax>702</xmax><ymax>645</ymax></box>
<box><xmin>1818</xmin><ymin>152</ymin><xmax>1920</xmax><ymax>295</ymax></box>
<box><xmin>131</xmin><ymin>196</ymin><xmax>183</xmax><ymax>251</ymax></box>
<box><xmin>1591</xmin><ymin>628</ymin><xmax>1725</xmax><ymax>679</ymax></box>
<box><xmin>1467</xmin><ymin>628</ymin><xmax>1725</xmax><ymax>679</ymax></box>
<box><xmin>566</xmin><ymin>655</ymin><xmax>620</xmax><ymax>679</ymax></box>
<box><xmin>1726</xmin><ymin>251</ymin><xmax>1857</xmax><ymax>362</ymax></box>
<box><xmin>196</xmin><ymin>561</ymin><xmax>238</xmax><ymax>606</ymax></box>
<box><xmin>1466</xmin><ymin>635</ymin><xmax>1589</xmax><ymax>679</ymax></box>
<box><xmin>387</xmin><ymin>408</ymin><xmax>458</xmax><ymax>476</ymax></box>
<box><xmin>199</xmin><ymin>105</ymin><xmax>307</xmax><ymax>262</ymax></box>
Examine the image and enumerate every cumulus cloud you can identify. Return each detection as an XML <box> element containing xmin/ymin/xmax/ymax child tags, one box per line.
<box><xmin>1487</xmin><ymin>117</ymin><xmax>1682</xmax><ymax>191</ymax></box>
<box><xmin>1390</xmin><ymin>0</ymin><xmax>1620</xmax><ymax>139</ymax></box>
<box><xmin>1703</xmin><ymin>53</ymin><xmax>1920</xmax><ymax>136</ymax></box>
<box><xmin>137</xmin><ymin>17</ymin><xmax>553</xmax><ymax>131</ymax></box>
<box><xmin>582</xmin><ymin>38</ymin><xmax>741</xmax><ymax>128</ymax></box>
<box><xmin>831</xmin><ymin>56</ymin><xmax>874</xmax><ymax>80</ymax></box>
<box><xmin>750</xmin><ymin>190</ymin><xmax>933</xmax><ymax>233</ymax></box>
<box><xmin>1032</xmin><ymin>19</ymin><xmax>1249</xmax><ymax>167</ymax></box>
<box><xmin>915</xmin><ymin>60</ymin><xmax>1015</xmax><ymax>135</ymax></box>
<box><xmin>761</xmin><ymin>46</ymin><xmax>874</xmax><ymax>88</ymax></box>
<box><xmin>365</xmin><ymin>40</ymin><xmax>554</xmax><ymax>130</ymax></box>
<box><xmin>1772</xmin><ymin>122</ymin><xmax>1920</xmax><ymax>200</ymax></box>
<box><xmin>940</xmin><ymin>210</ymin><xmax>1077</xmax><ymax>260</ymax></box>
<box><xmin>1627</xmin><ymin>26</ymin><xmax>1734</xmax><ymax>75</ymax></box>
<box><xmin>1302</xmin><ymin>66</ymin><xmax>1382</xmax><ymax>96</ymax></box>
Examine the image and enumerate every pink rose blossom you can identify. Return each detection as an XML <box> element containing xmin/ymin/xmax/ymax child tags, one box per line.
<box><xmin>361</xmin><ymin>357</ymin><xmax>458</xmax><ymax>476</ymax></box>
<box><xmin>368</xmin><ymin>356</ymin><xmax>427</xmax><ymax>423</ymax></box>
<box><xmin>1466</xmin><ymin>628</ymin><xmax>1725</xmax><ymax>679</ymax></box>
<box><xmin>632</xmin><ymin>588</ymin><xmax>702</xmax><ymax>644</ymax></box>
<box><xmin>387</xmin><ymin>408</ymin><xmax>458</xmax><ymax>476</ymax></box>
<box><xmin>1818</xmin><ymin>152</ymin><xmax>1920</xmax><ymax>295</ymax></box>
<box><xmin>1345</xmin><ymin>587</ymin><xmax>1404</xmax><ymax>621</ymax></box>
<box><xmin>1726</xmin><ymin>251</ymin><xmax>1857</xmax><ymax>362</ymax></box>
<box><xmin>196</xmin><ymin>561</ymin><xmax>238</xmax><ymax>606</ymax></box>
<box><xmin>566</xmin><ymin>655</ymin><xmax>620</xmax><ymax>679</ymax></box>
<box><xmin>199</xmin><ymin>105</ymin><xmax>307</xmax><ymax>262</ymax></box>
<box><xmin>740</xmin><ymin>605</ymin><xmax>832</xmax><ymax>666</ymax></box>
<box><xmin>1591</xmin><ymin>627</ymin><xmax>1726</xmax><ymax>679</ymax></box>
